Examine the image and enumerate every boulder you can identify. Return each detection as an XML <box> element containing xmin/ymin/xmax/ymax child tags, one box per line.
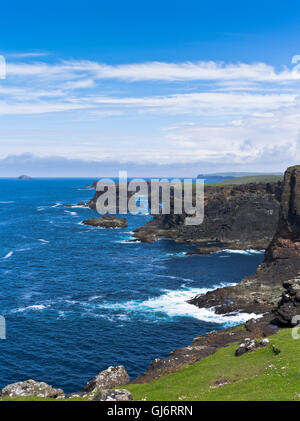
<box><xmin>235</xmin><ymin>337</ymin><xmax>269</xmax><ymax>356</ymax></box>
<box><xmin>84</xmin><ymin>366</ymin><xmax>130</xmax><ymax>393</ymax></box>
<box><xmin>1</xmin><ymin>380</ymin><xmax>64</xmax><ymax>398</ymax></box>
<box><xmin>93</xmin><ymin>389</ymin><xmax>133</xmax><ymax>401</ymax></box>
<box><xmin>82</xmin><ymin>216</ymin><xmax>128</xmax><ymax>228</ymax></box>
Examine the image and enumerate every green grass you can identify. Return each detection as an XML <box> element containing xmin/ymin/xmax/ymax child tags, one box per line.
<box><xmin>123</xmin><ymin>329</ymin><xmax>300</xmax><ymax>401</ymax></box>
<box><xmin>209</xmin><ymin>174</ymin><xmax>283</xmax><ymax>186</ymax></box>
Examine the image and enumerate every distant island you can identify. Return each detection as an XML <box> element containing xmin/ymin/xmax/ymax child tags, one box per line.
<box><xmin>17</xmin><ymin>175</ymin><xmax>33</xmax><ymax>180</ymax></box>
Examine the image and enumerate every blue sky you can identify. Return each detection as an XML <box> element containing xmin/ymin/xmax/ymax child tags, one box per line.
<box><xmin>1</xmin><ymin>0</ymin><xmax>300</xmax><ymax>176</ymax></box>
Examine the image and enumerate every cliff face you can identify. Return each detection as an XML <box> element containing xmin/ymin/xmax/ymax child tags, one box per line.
<box><xmin>189</xmin><ymin>165</ymin><xmax>300</xmax><ymax>314</ymax></box>
<box><xmin>256</xmin><ymin>166</ymin><xmax>300</xmax><ymax>282</ymax></box>
<box><xmin>134</xmin><ymin>182</ymin><xmax>282</xmax><ymax>248</ymax></box>
<box><xmin>265</xmin><ymin>166</ymin><xmax>300</xmax><ymax>261</ymax></box>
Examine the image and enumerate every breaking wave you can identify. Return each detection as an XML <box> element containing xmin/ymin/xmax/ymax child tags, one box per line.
<box><xmin>92</xmin><ymin>285</ymin><xmax>260</xmax><ymax>326</ymax></box>
<box><xmin>3</xmin><ymin>251</ymin><xmax>13</xmax><ymax>259</ymax></box>
<box><xmin>12</xmin><ymin>304</ymin><xmax>48</xmax><ymax>313</ymax></box>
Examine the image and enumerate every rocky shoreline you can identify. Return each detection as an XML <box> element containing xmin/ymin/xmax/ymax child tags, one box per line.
<box><xmin>3</xmin><ymin>279</ymin><xmax>298</xmax><ymax>398</ymax></box>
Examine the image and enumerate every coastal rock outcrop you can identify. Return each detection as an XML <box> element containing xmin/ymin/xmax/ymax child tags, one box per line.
<box><xmin>133</xmin><ymin>182</ymin><xmax>282</xmax><ymax>247</ymax></box>
<box><xmin>84</xmin><ymin>366</ymin><xmax>130</xmax><ymax>393</ymax></box>
<box><xmin>272</xmin><ymin>279</ymin><xmax>300</xmax><ymax>326</ymax></box>
<box><xmin>82</xmin><ymin>216</ymin><xmax>128</xmax><ymax>228</ymax></box>
<box><xmin>259</xmin><ymin>166</ymin><xmax>300</xmax><ymax>281</ymax></box>
<box><xmin>93</xmin><ymin>389</ymin><xmax>133</xmax><ymax>401</ymax></box>
<box><xmin>1</xmin><ymin>380</ymin><xmax>64</xmax><ymax>398</ymax></box>
<box><xmin>186</xmin><ymin>246</ymin><xmax>223</xmax><ymax>255</ymax></box>
<box><xmin>235</xmin><ymin>337</ymin><xmax>269</xmax><ymax>356</ymax></box>
<box><xmin>189</xmin><ymin>165</ymin><xmax>300</xmax><ymax>315</ymax></box>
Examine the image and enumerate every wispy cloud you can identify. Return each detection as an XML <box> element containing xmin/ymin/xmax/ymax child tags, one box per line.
<box><xmin>0</xmin><ymin>56</ymin><xmax>300</xmax><ymax>170</ymax></box>
<box><xmin>6</xmin><ymin>59</ymin><xmax>300</xmax><ymax>82</ymax></box>
<box><xmin>5</xmin><ymin>52</ymin><xmax>50</xmax><ymax>59</ymax></box>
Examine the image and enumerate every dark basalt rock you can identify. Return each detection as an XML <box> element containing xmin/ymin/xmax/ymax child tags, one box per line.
<box><xmin>82</xmin><ymin>216</ymin><xmax>128</xmax><ymax>228</ymax></box>
<box><xmin>272</xmin><ymin>279</ymin><xmax>300</xmax><ymax>326</ymax></box>
<box><xmin>133</xmin><ymin>182</ymin><xmax>281</xmax><ymax>247</ymax></box>
<box><xmin>261</xmin><ymin>166</ymin><xmax>300</xmax><ymax>280</ymax></box>
<box><xmin>189</xmin><ymin>166</ymin><xmax>300</xmax><ymax>315</ymax></box>
<box><xmin>186</xmin><ymin>246</ymin><xmax>223</xmax><ymax>255</ymax></box>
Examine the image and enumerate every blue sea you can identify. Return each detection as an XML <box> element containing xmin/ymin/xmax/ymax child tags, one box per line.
<box><xmin>0</xmin><ymin>178</ymin><xmax>264</xmax><ymax>393</ymax></box>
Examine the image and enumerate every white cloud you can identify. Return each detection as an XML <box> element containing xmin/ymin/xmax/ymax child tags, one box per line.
<box><xmin>5</xmin><ymin>59</ymin><xmax>300</xmax><ymax>83</ymax></box>
<box><xmin>1</xmin><ymin>56</ymin><xmax>300</xmax><ymax>171</ymax></box>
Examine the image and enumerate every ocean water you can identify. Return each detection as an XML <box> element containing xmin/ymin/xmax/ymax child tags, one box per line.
<box><xmin>0</xmin><ymin>178</ymin><xmax>264</xmax><ymax>393</ymax></box>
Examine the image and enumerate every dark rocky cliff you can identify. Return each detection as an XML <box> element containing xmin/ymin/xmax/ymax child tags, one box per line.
<box><xmin>189</xmin><ymin>165</ymin><xmax>300</xmax><ymax>314</ymax></box>
<box><xmin>258</xmin><ymin>166</ymin><xmax>300</xmax><ymax>280</ymax></box>
<box><xmin>133</xmin><ymin>182</ymin><xmax>282</xmax><ymax>248</ymax></box>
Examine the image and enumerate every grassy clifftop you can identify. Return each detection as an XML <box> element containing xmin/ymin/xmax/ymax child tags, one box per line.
<box><xmin>124</xmin><ymin>328</ymin><xmax>299</xmax><ymax>401</ymax></box>
<box><xmin>210</xmin><ymin>174</ymin><xmax>283</xmax><ymax>186</ymax></box>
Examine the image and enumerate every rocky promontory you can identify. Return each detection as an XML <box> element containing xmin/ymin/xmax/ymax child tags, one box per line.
<box><xmin>133</xmin><ymin>181</ymin><xmax>282</xmax><ymax>248</ymax></box>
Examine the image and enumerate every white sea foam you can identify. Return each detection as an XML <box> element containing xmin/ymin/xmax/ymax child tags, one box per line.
<box><xmin>64</xmin><ymin>210</ymin><xmax>77</xmax><ymax>216</ymax></box>
<box><xmin>38</xmin><ymin>238</ymin><xmax>49</xmax><ymax>243</ymax></box>
<box><xmin>51</xmin><ymin>203</ymin><xmax>62</xmax><ymax>208</ymax></box>
<box><xmin>12</xmin><ymin>304</ymin><xmax>48</xmax><ymax>313</ymax></box>
<box><xmin>95</xmin><ymin>284</ymin><xmax>260</xmax><ymax>326</ymax></box>
<box><xmin>115</xmin><ymin>240</ymin><xmax>141</xmax><ymax>244</ymax></box>
<box><xmin>88</xmin><ymin>295</ymin><xmax>102</xmax><ymax>301</ymax></box>
<box><xmin>220</xmin><ymin>249</ymin><xmax>264</xmax><ymax>256</ymax></box>
<box><xmin>3</xmin><ymin>251</ymin><xmax>13</xmax><ymax>259</ymax></box>
<box><xmin>0</xmin><ymin>201</ymin><xmax>15</xmax><ymax>204</ymax></box>
<box><xmin>138</xmin><ymin>288</ymin><xmax>261</xmax><ymax>325</ymax></box>
<box><xmin>164</xmin><ymin>252</ymin><xmax>187</xmax><ymax>258</ymax></box>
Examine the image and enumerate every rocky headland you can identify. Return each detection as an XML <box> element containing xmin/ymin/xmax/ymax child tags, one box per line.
<box><xmin>133</xmin><ymin>181</ymin><xmax>282</xmax><ymax>248</ymax></box>
<box><xmin>189</xmin><ymin>166</ymin><xmax>300</xmax><ymax>315</ymax></box>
